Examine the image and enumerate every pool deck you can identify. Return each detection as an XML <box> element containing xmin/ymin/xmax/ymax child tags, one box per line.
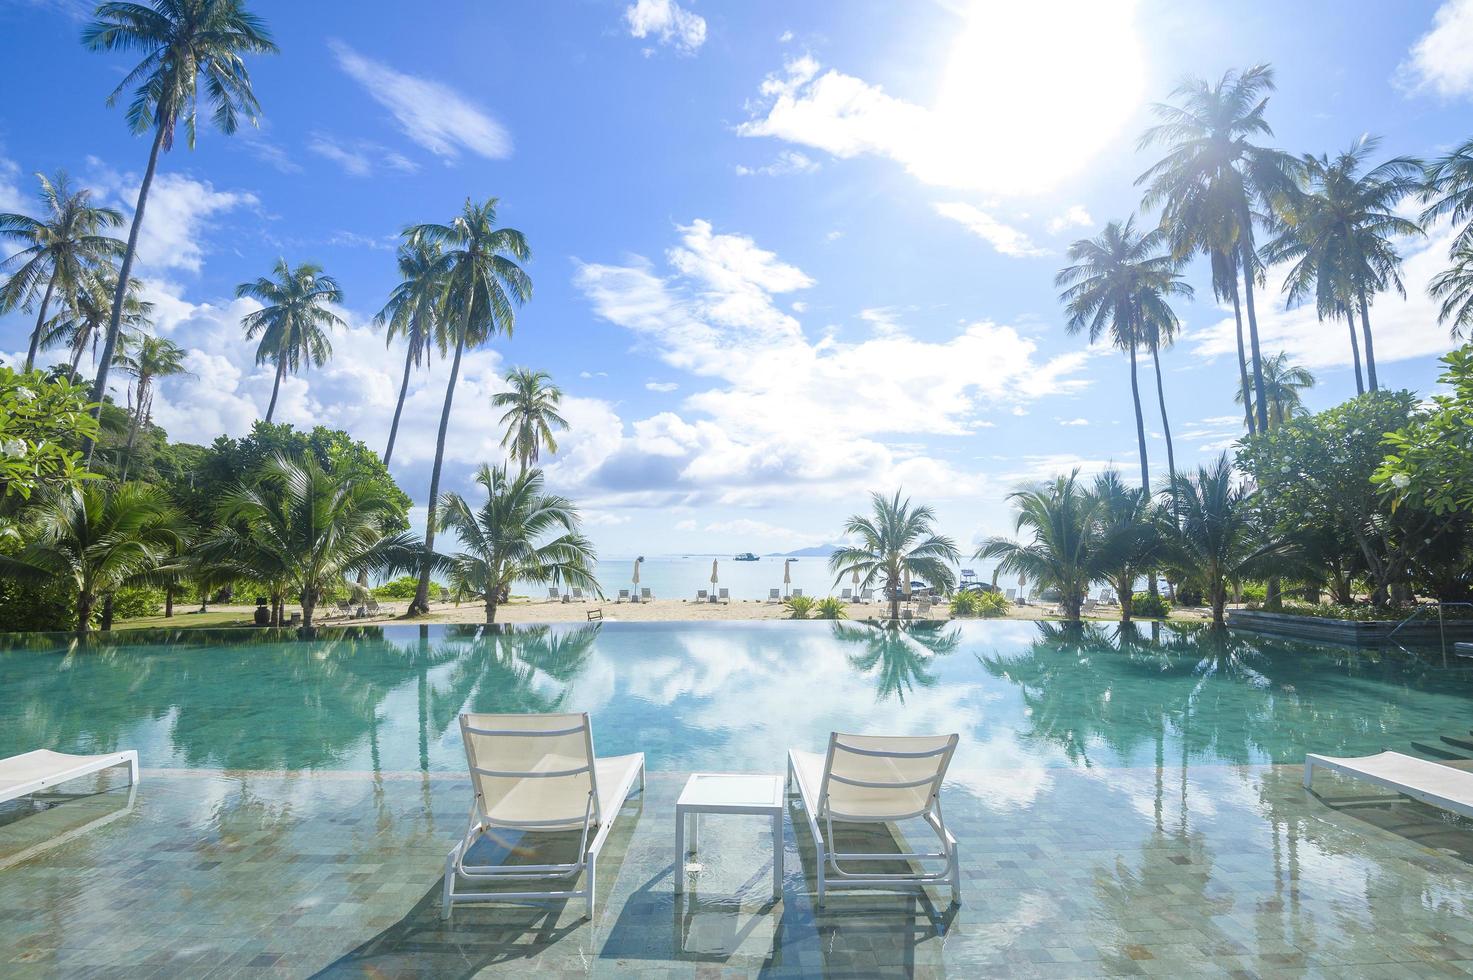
<box><xmin>4</xmin><ymin>763</ymin><xmax>1473</xmax><ymax>977</ymax></box>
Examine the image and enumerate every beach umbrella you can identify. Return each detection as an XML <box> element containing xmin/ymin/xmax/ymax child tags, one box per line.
<box><xmin>632</xmin><ymin>558</ymin><xmax>641</xmax><ymax>597</ymax></box>
<box><xmin>784</xmin><ymin>558</ymin><xmax>793</xmax><ymax>596</ymax></box>
<box><xmin>710</xmin><ymin>559</ymin><xmax>719</xmax><ymax>586</ymax></box>
<box><xmin>851</xmin><ymin>568</ymin><xmax>860</xmax><ymax>594</ymax></box>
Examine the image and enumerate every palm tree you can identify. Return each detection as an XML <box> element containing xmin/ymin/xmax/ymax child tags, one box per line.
<box><xmin>375</xmin><ymin>239</ymin><xmax>445</xmax><ymax>466</ymax></box>
<box><xmin>402</xmin><ymin>198</ymin><xmax>533</xmax><ymax>615</ymax></box>
<box><xmin>116</xmin><ymin>333</ymin><xmax>191</xmax><ymax>480</ymax></box>
<box><xmin>236</xmin><ymin>260</ymin><xmax>342</xmax><ymax>422</ymax></box>
<box><xmin>1138</xmin><ymin>64</ymin><xmax>1297</xmax><ymax>433</ymax></box>
<box><xmin>1423</xmin><ymin>135</ymin><xmax>1473</xmax><ymax>256</ymax></box>
<box><xmin>1263</xmin><ymin>136</ymin><xmax>1422</xmax><ymax>393</ymax></box>
<box><xmin>493</xmin><ymin>368</ymin><xmax>568</xmax><ymax>473</ymax></box>
<box><xmin>1056</xmin><ymin>217</ymin><xmax>1192</xmax><ymax>493</ymax></box>
<box><xmin>1233</xmin><ymin>352</ymin><xmax>1314</xmax><ymax>430</ymax></box>
<box><xmin>81</xmin><ymin>0</ymin><xmax>277</xmax><ymax>464</ymax></box>
<box><xmin>0</xmin><ymin>171</ymin><xmax>125</xmax><ymax>371</ymax></box>
<box><xmin>1429</xmin><ymin>243</ymin><xmax>1473</xmax><ymax>340</ymax></box>
<box><xmin>0</xmin><ymin>481</ymin><xmax>181</xmax><ymax>633</ymax></box>
<box><xmin>40</xmin><ymin>267</ymin><xmax>153</xmax><ymax>377</ymax></box>
<box><xmin>437</xmin><ymin>464</ymin><xmax>599</xmax><ymax>624</ymax></box>
<box><xmin>829</xmin><ymin>490</ymin><xmax>960</xmax><ymax>621</ymax></box>
<box><xmin>207</xmin><ymin>454</ymin><xmax>422</xmax><ymax>628</ymax></box>
<box><xmin>975</xmin><ymin>471</ymin><xmax>1103</xmax><ymax>621</ymax></box>
<box><xmin>1089</xmin><ymin>470</ymin><xmax>1160</xmax><ymax>624</ymax></box>
<box><xmin>1161</xmin><ymin>453</ymin><xmax>1289</xmax><ymax>627</ymax></box>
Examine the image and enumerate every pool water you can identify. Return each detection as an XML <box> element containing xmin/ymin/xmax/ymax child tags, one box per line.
<box><xmin>2</xmin><ymin>620</ymin><xmax>1469</xmax><ymax>781</ymax></box>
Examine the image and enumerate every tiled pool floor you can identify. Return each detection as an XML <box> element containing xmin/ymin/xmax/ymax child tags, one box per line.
<box><xmin>4</xmin><ymin>764</ymin><xmax>1473</xmax><ymax>978</ymax></box>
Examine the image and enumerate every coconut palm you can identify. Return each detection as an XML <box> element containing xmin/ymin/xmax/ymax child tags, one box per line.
<box><xmin>436</xmin><ymin>464</ymin><xmax>599</xmax><ymax>624</ymax></box>
<box><xmin>1234</xmin><ymin>352</ymin><xmax>1314</xmax><ymax>430</ymax></box>
<box><xmin>375</xmin><ymin>239</ymin><xmax>444</xmax><ymax>466</ymax></box>
<box><xmin>80</xmin><ymin>0</ymin><xmax>277</xmax><ymax>463</ymax></box>
<box><xmin>402</xmin><ymin>198</ymin><xmax>533</xmax><ymax>615</ymax></box>
<box><xmin>206</xmin><ymin>454</ymin><xmax>423</xmax><ymax>628</ymax></box>
<box><xmin>1262</xmin><ymin>136</ymin><xmax>1422</xmax><ymax>393</ymax></box>
<box><xmin>116</xmin><ymin>334</ymin><xmax>191</xmax><ymax>480</ymax></box>
<box><xmin>1056</xmin><ymin>217</ymin><xmax>1192</xmax><ymax>493</ymax></box>
<box><xmin>0</xmin><ymin>481</ymin><xmax>181</xmax><ymax>633</ymax></box>
<box><xmin>1423</xmin><ymin>135</ymin><xmax>1473</xmax><ymax>255</ymax></box>
<box><xmin>237</xmin><ymin>260</ymin><xmax>342</xmax><ymax>422</ymax></box>
<box><xmin>1138</xmin><ymin>64</ymin><xmax>1297</xmax><ymax>433</ymax></box>
<box><xmin>1429</xmin><ymin>243</ymin><xmax>1473</xmax><ymax>340</ymax></box>
<box><xmin>493</xmin><ymin>368</ymin><xmax>568</xmax><ymax>473</ymax></box>
<box><xmin>39</xmin><ymin>267</ymin><xmax>153</xmax><ymax>377</ymax></box>
<box><xmin>0</xmin><ymin>171</ymin><xmax>125</xmax><ymax>372</ymax></box>
<box><xmin>829</xmin><ymin>490</ymin><xmax>960</xmax><ymax>621</ymax></box>
<box><xmin>1160</xmin><ymin>454</ymin><xmax>1289</xmax><ymax>627</ymax></box>
<box><xmin>975</xmin><ymin>472</ymin><xmax>1105</xmax><ymax>621</ymax></box>
<box><xmin>1089</xmin><ymin>470</ymin><xmax>1160</xmax><ymax>624</ymax></box>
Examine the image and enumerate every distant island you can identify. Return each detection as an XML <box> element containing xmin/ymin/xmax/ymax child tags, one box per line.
<box><xmin>767</xmin><ymin>544</ymin><xmax>842</xmax><ymax>558</ymax></box>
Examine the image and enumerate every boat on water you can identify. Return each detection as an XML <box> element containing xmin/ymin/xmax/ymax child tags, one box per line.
<box><xmin>733</xmin><ymin>552</ymin><xmax>760</xmax><ymax>561</ymax></box>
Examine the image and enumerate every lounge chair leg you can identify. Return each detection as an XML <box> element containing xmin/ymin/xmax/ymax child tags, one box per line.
<box><xmin>441</xmin><ymin>848</ymin><xmax>456</xmax><ymax>921</ymax></box>
<box><xmin>816</xmin><ymin>844</ymin><xmax>825</xmax><ymax>908</ymax></box>
<box><xmin>949</xmin><ymin>848</ymin><xmax>961</xmax><ymax>906</ymax></box>
<box><xmin>585</xmin><ymin>851</ymin><xmax>596</xmax><ymax>920</ymax></box>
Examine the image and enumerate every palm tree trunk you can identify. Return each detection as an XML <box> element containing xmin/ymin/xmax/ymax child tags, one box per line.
<box><xmin>1357</xmin><ymin>287</ymin><xmax>1378</xmax><ymax>392</ymax></box>
<box><xmin>1344</xmin><ymin>307</ymin><xmax>1364</xmax><ymax>396</ymax></box>
<box><xmin>485</xmin><ymin>596</ymin><xmax>498</xmax><ymax>624</ymax></box>
<box><xmin>76</xmin><ymin>590</ymin><xmax>94</xmax><ymax>635</ymax></box>
<box><xmin>68</xmin><ymin>336</ymin><xmax>86</xmax><ymax>378</ymax></box>
<box><xmin>1230</xmin><ymin>283</ymin><xmax>1255</xmax><ymax>436</ymax></box>
<box><xmin>1128</xmin><ymin>341</ymin><xmax>1149</xmax><ymax>492</ymax></box>
<box><xmin>1150</xmin><ymin>344</ymin><xmax>1177</xmax><ymax>522</ymax></box>
<box><xmin>1237</xmin><ymin>221</ymin><xmax>1270</xmax><ymax>434</ymax></box>
<box><xmin>84</xmin><ymin>124</ymin><xmax>166</xmax><ymax>467</ymax></box>
<box><xmin>164</xmin><ymin>584</ymin><xmax>174</xmax><ymax>618</ymax></box>
<box><xmin>264</xmin><ymin>358</ymin><xmax>286</xmax><ymax>422</ymax></box>
<box><xmin>384</xmin><ymin>341</ymin><xmax>415</xmax><ymax>465</ymax></box>
<box><xmin>412</xmin><ymin>320</ymin><xmax>470</xmax><ymax>615</ymax></box>
<box><xmin>100</xmin><ymin>593</ymin><xmax>114</xmax><ymax>631</ymax></box>
<box><xmin>301</xmin><ymin>589</ymin><xmax>316</xmax><ymax>629</ymax></box>
<box><xmin>23</xmin><ymin>274</ymin><xmax>58</xmax><ymax>373</ymax></box>
<box><xmin>119</xmin><ymin>379</ymin><xmax>148</xmax><ymax>482</ymax></box>
<box><xmin>888</xmin><ymin>564</ymin><xmax>900</xmax><ymax>621</ymax></box>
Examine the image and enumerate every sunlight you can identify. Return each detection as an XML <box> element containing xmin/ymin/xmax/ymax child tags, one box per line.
<box><xmin>922</xmin><ymin>0</ymin><xmax>1146</xmax><ymax>194</ymax></box>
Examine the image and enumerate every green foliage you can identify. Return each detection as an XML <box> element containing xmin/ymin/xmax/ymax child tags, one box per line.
<box><xmin>0</xmin><ymin>368</ymin><xmax>100</xmax><ymax>499</ymax></box>
<box><xmin>814</xmin><ymin>596</ymin><xmax>847</xmax><ymax>620</ymax></box>
<box><xmin>829</xmin><ymin>490</ymin><xmax>960</xmax><ymax>620</ymax></box>
<box><xmin>373</xmin><ymin>576</ymin><xmax>425</xmax><ymax>600</ymax></box>
<box><xmin>784</xmin><ymin>594</ymin><xmax>816</xmax><ymax>619</ymax></box>
<box><xmin>1240</xmin><ymin>582</ymin><xmax>1268</xmax><ymax>604</ymax></box>
<box><xmin>949</xmin><ymin>590</ymin><xmax>981</xmax><ymax>617</ymax></box>
<box><xmin>1131</xmin><ymin>591</ymin><xmax>1172</xmax><ymax>618</ymax></box>
<box><xmin>976</xmin><ymin>590</ymin><xmax>1010</xmax><ymax>618</ymax></box>
<box><xmin>0</xmin><ymin>577</ymin><xmax>75</xmax><ymax>632</ymax></box>
<box><xmin>1376</xmin><ymin>346</ymin><xmax>1473</xmax><ymax>516</ymax></box>
<box><xmin>112</xmin><ymin>585</ymin><xmax>163</xmax><ymax>619</ymax></box>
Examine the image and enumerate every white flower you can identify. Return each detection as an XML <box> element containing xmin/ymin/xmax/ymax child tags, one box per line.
<box><xmin>0</xmin><ymin>438</ymin><xmax>25</xmax><ymax>458</ymax></box>
<box><xmin>12</xmin><ymin>387</ymin><xmax>34</xmax><ymax>403</ymax></box>
<box><xmin>1390</xmin><ymin>473</ymin><xmax>1410</xmax><ymax>489</ymax></box>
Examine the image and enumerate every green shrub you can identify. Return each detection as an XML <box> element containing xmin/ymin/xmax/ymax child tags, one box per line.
<box><xmin>785</xmin><ymin>595</ymin><xmax>816</xmax><ymax>619</ymax></box>
<box><xmin>1132</xmin><ymin>591</ymin><xmax>1171</xmax><ymax>618</ymax></box>
<box><xmin>112</xmin><ymin>586</ymin><xmax>164</xmax><ymax>619</ymax></box>
<box><xmin>949</xmin><ymin>591</ymin><xmax>981</xmax><ymax>617</ymax></box>
<box><xmin>976</xmin><ymin>590</ymin><xmax>1010</xmax><ymax>618</ymax></box>
<box><xmin>0</xmin><ymin>578</ymin><xmax>74</xmax><ymax>632</ymax></box>
<box><xmin>373</xmin><ymin>576</ymin><xmax>424</xmax><ymax>600</ymax></box>
<box><xmin>1240</xmin><ymin>582</ymin><xmax>1267</xmax><ymax>604</ymax></box>
<box><xmin>815</xmin><ymin>596</ymin><xmax>847</xmax><ymax>620</ymax></box>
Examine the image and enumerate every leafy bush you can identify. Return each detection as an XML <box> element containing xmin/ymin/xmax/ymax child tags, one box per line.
<box><xmin>815</xmin><ymin>596</ymin><xmax>847</xmax><ymax>620</ymax></box>
<box><xmin>785</xmin><ymin>595</ymin><xmax>816</xmax><ymax>619</ymax></box>
<box><xmin>0</xmin><ymin>578</ymin><xmax>74</xmax><ymax>632</ymax></box>
<box><xmin>1132</xmin><ymin>591</ymin><xmax>1171</xmax><ymax>618</ymax></box>
<box><xmin>0</xmin><ymin>367</ymin><xmax>100</xmax><ymax>500</ymax></box>
<box><xmin>949</xmin><ymin>590</ymin><xmax>981</xmax><ymax>617</ymax></box>
<box><xmin>977</xmin><ymin>590</ymin><xmax>1010</xmax><ymax>618</ymax></box>
<box><xmin>373</xmin><ymin>576</ymin><xmax>424</xmax><ymax>600</ymax></box>
<box><xmin>112</xmin><ymin>586</ymin><xmax>164</xmax><ymax>619</ymax></box>
<box><xmin>1240</xmin><ymin>582</ymin><xmax>1267</xmax><ymax>604</ymax></box>
<box><xmin>1273</xmin><ymin>601</ymin><xmax>1473</xmax><ymax>622</ymax></box>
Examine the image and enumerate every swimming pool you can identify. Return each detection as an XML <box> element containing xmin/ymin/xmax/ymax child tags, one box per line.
<box><xmin>3</xmin><ymin>619</ymin><xmax>1467</xmax><ymax>780</ymax></box>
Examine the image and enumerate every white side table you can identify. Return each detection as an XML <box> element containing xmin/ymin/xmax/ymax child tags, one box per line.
<box><xmin>675</xmin><ymin>772</ymin><xmax>784</xmax><ymax>900</ymax></box>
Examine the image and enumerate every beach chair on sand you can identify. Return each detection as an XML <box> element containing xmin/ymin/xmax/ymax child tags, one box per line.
<box><xmin>616</xmin><ymin>590</ymin><xmax>630</xmax><ymax>603</ymax></box>
<box><xmin>571</xmin><ymin>588</ymin><xmax>586</xmax><ymax>602</ymax></box>
<box><xmin>860</xmin><ymin>588</ymin><xmax>874</xmax><ymax>604</ymax></box>
<box><xmin>768</xmin><ymin>588</ymin><xmax>781</xmax><ymax>603</ymax></box>
<box><xmin>1082</xmin><ymin>598</ymin><xmax>1097</xmax><ymax>616</ymax></box>
<box><xmin>840</xmin><ymin>588</ymin><xmax>853</xmax><ymax>602</ymax></box>
<box><xmin>365</xmin><ymin>597</ymin><xmax>383</xmax><ymax>617</ymax></box>
<box><xmin>334</xmin><ymin>599</ymin><xmax>353</xmax><ymax>618</ymax></box>
<box><xmin>548</xmin><ymin>588</ymin><xmax>561</xmax><ymax>603</ymax></box>
<box><xmin>442</xmin><ymin>712</ymin><xmax>644</xmax><ymax>920</ymax></box>
<box><xmin>1004</xmin><ymin>588</ymin><xmax>1016</xmax><ymax>602</ymax></box>
<box><xmin>787</xmin><ymin>732</ymin><xmax>960</xmax><ymax>907</ymax></box>
<box><xmin>916</xmin><ymin>597</ymin><xmax>933</xmax><ymax>619</ymax></box>
<box><xmin>641</xmin><ymin>588</ymin><xmax>653</xmax><ymax>603</ymax></box>
<box><xmin>696</xmin><ymin>590</ymin><xmax>708</xmax><ymax>603</ymax></box>
<box><xmin>792</xmin><ymin>588</ymin><xmax>804</xmax><ymax>599</ymax></box>
<box><xmin>718</xmin><ymin>588</ymin><xmax>730</xmax><ymax>604</ymax></box>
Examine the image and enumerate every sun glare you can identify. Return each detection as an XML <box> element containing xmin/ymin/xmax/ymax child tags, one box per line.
<box><xmin>923</xmin><ymin>0</ymin><xmax>1145</xmax><ymax>194</ymax></box>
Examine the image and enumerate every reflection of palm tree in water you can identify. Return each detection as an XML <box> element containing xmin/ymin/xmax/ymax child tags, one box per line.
<box><xmin>424</xmin><ymin>623</ymin><xmax>600</xmax><ymax>736</ymax></box>
<box><xmin>830</xmin><ymin>621</ymin><xmax>962</xmax><ymax>703</ymax></box>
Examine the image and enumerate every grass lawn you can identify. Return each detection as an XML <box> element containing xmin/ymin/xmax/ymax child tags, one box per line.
<box><xmin>111</xmin><ymin>609</ymin><xmax>260</xmax><ymax>631</ymax></box>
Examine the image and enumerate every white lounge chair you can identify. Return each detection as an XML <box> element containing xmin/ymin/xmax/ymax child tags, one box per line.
<box><xmin>792</xmin><ymin>588</ymin><xmax>804</xmax><ymax>599</ymax></box>
<box><xmin>0</xmin><ymin>749</ymin><xmax>139</xmax><ymax>806</ymax></box>
<box><xmin>718</xmin><ymin>588</ymin><xmax>730</xmax><ymax>604</ymax></box>
<box><xmin>616</xmin><ymin>589</ymin><xmax>630</xmax><ymax>603</ymax></box>
<box><xmin>696</xmin><ymin>589</ymin><xmax>708</xmax><ymax>603</ymax></box>
<box><xmin>548</xmin><ymin>588</ymin><xmax>562</xmax><ymax>602</ymax></box>
<box><xmin>641</xmin><ymin>587</ymin><xmax>653</xmax><ymax>602</ymax></box>
<box><xmin>787</xmin><ymin>732</ymin><xmax>960</xmax><ymax>906</ymax></box>
<box><xmin>571</xmin><ymin>588</ymin><xmax>586</xmax><ymax>602</ymax></box>
<box><xmin>915</xmin><ymin>598</ymin><xmax>933</xmax><ymax>618</ymax></box>
<box><xmin>768</xmin><ymin>588</ymin><xmax>782</xmax><ymax>603</ymax></box>
<box><xmin>442</xmin><ymin>712</ymin><xmax>645</xmax><ymax>920</ymax></box>
<box><xmin>860</xmin><ymin>588</ymin><xmax>874</xmax><ymax>604</ymax></box>
<box><xmin>1304</xmin><ymin>751</ymin><xmax>1473</xmax><ymax>820</ymax></box>
<box><xmin>1004</xmin><ymin>588</ymin><xmax>1016</xmax><ymax>602</ymax></box>
<box><xmin>840</xmin><ymin>588</ymin><xmax>853</xmax><ymax>602</ymax></box>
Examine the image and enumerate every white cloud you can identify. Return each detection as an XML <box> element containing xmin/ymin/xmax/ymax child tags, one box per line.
<box><xmin>237</xmin><ymin>133</ymin><xmax>301</xmax><ymax>174</ymax></box>
<box><xmin>0</xmin><ymin>155</ymin><xmax>26</xmax><ymax>212</ymax></box>
<box><xmin>329</xmin><ymin>40</ymin><xmax>512</xmax><ymax>161</ymax></box>
<box><xmin>737</xmin><ymin>1</ymin><xmax>1144</xmax><ymax>196</ymax></box>
<box><xmin>569</xmin><ymin>218</ymin><xmax>1091</xmax><ymax>506</ymax></box>
<box><xmin>1398</xmin><ymin>0</ymin><xmax>1473</xmax><ymax>99</ymax></box>
<box><xmin>308</xmin><ymin>133</ymin><xmax>418</xmax><ymax>177</ymax></box>
<box><xmin>624</xmin><ymin>0</ymin><xmax>707</xmax><ymax>55</ymax></box>
<box><xmin>735</xmin><ymin>150</ymin><xmax>820</xmax><ymax>177</ymax></box>
<box><xmin>777</xmin><ymin>30</ymin><xmax>793</xmax><ymax>44</ymax></box>
<box><xmin>86</xmin><ymin>162</ymin><xmax>256</xmax><ymax>274</ymax></box>
<box><xmin>1058</xmin><ymin>417</ymin><xmax>1088</xmax><ymax>426</ymax></box>
<box><xmin>580</xmin><ymin>370</ymin><xmax>608</xmax><ymax>379</ymax></box>
<box><xmin>1188</xmin><ymin>225</ymin><xmax>1459</xmax><ymax>371</ymax></box>
<box><xmin>645</xmin><ymin>380</ymin><xmax>679</xmax><ymax>392</ymax></box>
<box><xmin>1048</xmin><ymin>205</ymin><xmax>1093</xmax><ymax>234</ymax></box>
<box><xmin>933</xmin><ymin>201</ymin><xmax>1048</xmax><ymax>257</ymax></box>
<box><xmin>825</xmin><ymin>230</ymin><xmax>843</xmax><ymax>242</ymax></box>
<box><xmin>701</xmin><ymin>518</ymin><xmax>824</xmax><ymax>548</ymax></box>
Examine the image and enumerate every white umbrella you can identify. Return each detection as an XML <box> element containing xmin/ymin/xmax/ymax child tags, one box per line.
<box><xmin>710</xmin><ymin>559</ymin><xmax>719</xmax><ymax>586</ymax></box>
<box><xmin>632</xmin><ymin>559</ymin><xmax>641</xmax><ymax>601</ymax></box>
<box><xmin>784</xmin><ymin>558</ymin><xmax>793</xmax><ymax>597</ymax></box>
<box><xmin>851</xmin><ymin>568</ymin><xmax>860</xmax><ymax>593</ymax></box>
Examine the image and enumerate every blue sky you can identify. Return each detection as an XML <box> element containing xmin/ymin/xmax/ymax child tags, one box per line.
<box><xmin>2</xmin><ymin>0</ymin><xmax>1471</xmax><ymax>557</ymax></box>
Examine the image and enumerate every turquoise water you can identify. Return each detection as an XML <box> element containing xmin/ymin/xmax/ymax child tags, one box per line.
<box><xmin>1</xmin><ymin>621</ymin><xmax>1469</xmax><ymax>780</ymax></box>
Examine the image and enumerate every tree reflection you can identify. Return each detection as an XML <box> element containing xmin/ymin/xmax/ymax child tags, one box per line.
<box><xmin>831</xmin><ymin>620</ymin><xmax>962</xmax><ymax>703</ymax></box>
